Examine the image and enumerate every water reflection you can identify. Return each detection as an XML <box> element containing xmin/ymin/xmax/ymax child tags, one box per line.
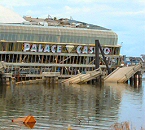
<box><xmin>0</xmin><ymin>83</ymin><xmax>6</xmax><ymax>98</ymax></box>
<box><xmin>0</xmin><ymin>81</ymin><xmax>144</xmax><ymax>129</ymax></box>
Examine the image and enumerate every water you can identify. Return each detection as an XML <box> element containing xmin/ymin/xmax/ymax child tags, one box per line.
<box><xmin>0</xmin><ymin>80</ymin><xmax>145</xmax><ymax>129</ymax></box>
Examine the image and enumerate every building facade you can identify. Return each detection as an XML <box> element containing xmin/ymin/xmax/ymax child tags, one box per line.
<box><xmin>0</xmin><ymin>5</ymin><xmax>122</xmax><ymax>78</ymax></box>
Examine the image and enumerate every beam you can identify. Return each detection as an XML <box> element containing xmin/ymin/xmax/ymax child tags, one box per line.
<box><xmin>95</xmin><ymin>40</ymin><xmax>111</xmax><ymax>74</ymax></box>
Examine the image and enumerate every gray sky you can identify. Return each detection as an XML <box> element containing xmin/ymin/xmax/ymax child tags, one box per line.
<box><xmin>0</xmin><ymin>0</ymin><xmax>145</xmax><ymax>57</ymax></box>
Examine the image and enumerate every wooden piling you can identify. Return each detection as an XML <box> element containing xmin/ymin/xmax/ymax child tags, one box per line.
<box><xmin>129</xmin><ymin>76</ymin><xmax>133</xmax><ymax>85</ymax></box>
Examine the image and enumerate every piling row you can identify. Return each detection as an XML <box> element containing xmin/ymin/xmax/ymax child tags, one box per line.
<box><xmin>0</xmin><ymin>72</ymin><xmax>60</xmax><ymax>86</ymax></box>
<box><xmin>128</xmin><ymin>71</ymin><xmax>142</xmax><ymax>86</ymax></box>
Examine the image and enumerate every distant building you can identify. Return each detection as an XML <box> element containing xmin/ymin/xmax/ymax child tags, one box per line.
<box><xmin>141</xmin><ymin>54</ymin><xmax>145</xmax><ymax>62</ymax></box>
<box><xmin>123</xmin><ymin>55</ymin><xmax>143</xmax><ymax>66</ymax></box>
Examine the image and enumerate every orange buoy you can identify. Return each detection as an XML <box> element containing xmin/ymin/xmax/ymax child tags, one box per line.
<box><xmin>12</xmin><ymin>115</ymin><xmax>36</xmax><ymax>124</ymax></box>
<box><xmin>23</xmin><ymin>115</ymin><xmax>36</xmax><ymax>123</ymax></box>
<box><xmin>24</xmin><ymin>122</ymin><xmax>36</xmax><ymax>129</ymax></box>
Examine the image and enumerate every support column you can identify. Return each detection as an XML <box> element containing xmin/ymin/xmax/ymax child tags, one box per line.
<box><xmin>138</xmin><ymin>71</ymin><xmax>142</xmax><ymax>85</ymax></box>
<box><xmin>95</xmin><ymin>40</ymin><xmax>111</xmax><ymax>74</ymax></box>
<box><xmin>129</xmin><ymin>76</ymin><xmax>133</xmax><ymax>86</ymax></box>
<box><xmin>95</xmin><ymin>40</ymin><xmax>99</xmax><ymax>69</ymax></box>
<box><xmin>134</xmin><ymin>73</ymin><xmax>138</xmax><ymax>87</ymax></box>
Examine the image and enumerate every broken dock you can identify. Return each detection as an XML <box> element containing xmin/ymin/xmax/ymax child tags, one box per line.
<box><xmin>62</xmin><ymin>68</ymin><xmax>102</xmax><ymax>84</ymax></box>
<box><xmin>104</xmin><ymin>63</ymin><xmax>142</xmax><ymax>83</ymax></box>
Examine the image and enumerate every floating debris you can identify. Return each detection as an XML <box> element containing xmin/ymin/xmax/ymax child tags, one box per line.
<box><xmin>12</xmin><ymin>115</ymin><xmax>36</xmax><ymax>129</ymax></box>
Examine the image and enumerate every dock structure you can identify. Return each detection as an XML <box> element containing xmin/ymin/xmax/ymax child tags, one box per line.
<box><xmin>62</xmin><ymin>68</ymin><xmax>102</xmax><ymax>84</ymax></box>
<box><xmin>0</xmin><ymin>6</ymin><xmax>125</xmax><ymax>85</ymax></box>
<box><xmin>0</xmin><ymin>61</ymin><xmax>6</xmax><ymax>73</ymax></box>
<box><xmin>18</xmin><ymin>72</ymin><xmax>60</xmax><ymax>85</ymax></box>
<box><xmin>104</xmin><ymin>63</ymin><xmax>142</xmax><ymax>83</ymax></box>
<box><xmin>142</xmin><ymin>62</ymin><xmax>145</xmax><ymax>72</ymax></box>
<box><xmin>0</xmin><ymin>67</ymin><xmax>61</xmax><ymax>85</ymax></box>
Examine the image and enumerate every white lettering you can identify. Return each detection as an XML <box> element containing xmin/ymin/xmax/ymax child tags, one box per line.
<box><xmin>89</xmin><ymin>47</ymin><xmax>94</xmax><ymax>54</ymax></box>
<box><xmin>77</xmin><ymin>46</ymin><xmax>82</xmax><ymax>54</ymax></box>
<box><xmin>44</xmin><ymin>45</ymin><xmax>50</xmax><ymax>52</ymax></box>
<box><xmin>23</xmin><ymin>43</ymin><xmax>102</xmax><ymax>55</ymax></box>
<box><xmin>57</xmin><ymin>45</ymin><xmax>62</xmax><ymax>53</ymax></box>
<box><xmin>82</xmin><ymin>46</ymin><xmax>88</xmax><ymax>54</ymax></box>
<box><xmin>38</xmin><ymin>44</ymin><xmax>43</xmax><ymax>52</ymax></box>
<box><xmin>51</xmin><ymin>45</ymin><xmax>56</xmax><ymax>53</ymax></box>
<box><xmin>104</xmin><ymin>47</ymin><xmax>110</xmax><ymax>55</ymax></box>
<box><xmin>31</xmin><ymin>44</ymin><xmax>37</xmax><ymax>52</ymax></box>
<box><xmin>23</xmin><ymin>43</ymin><xmax>30</xmax><ymax>52</ymax></box>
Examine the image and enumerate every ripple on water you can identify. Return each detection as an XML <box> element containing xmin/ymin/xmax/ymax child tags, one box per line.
<box><xmin>0</xmin><ymin>82</ymin><xmax>145</xmax><ymax>129</ymax></box>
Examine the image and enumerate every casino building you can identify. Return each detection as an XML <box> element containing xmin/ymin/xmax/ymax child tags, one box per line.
<box><xmin>0</xmin><ymin>5</ymin><xmax>122</xmax><ymax>77</ymax></box>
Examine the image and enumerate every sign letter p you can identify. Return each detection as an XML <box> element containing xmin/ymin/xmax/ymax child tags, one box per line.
<box><xmin>23</xmin><ymin>43</ymin><xmax>30</xmax><ymax>52</ymax></box>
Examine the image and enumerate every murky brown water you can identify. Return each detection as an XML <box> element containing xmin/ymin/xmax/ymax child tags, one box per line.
<box><xmin>0</xmin><ymin>80</ymin><xmax>145</xmax><ymax>129</ymax></box>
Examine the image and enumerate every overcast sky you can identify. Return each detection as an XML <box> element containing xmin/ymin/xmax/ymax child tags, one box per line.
<box><xmin>0</xmin><ymin>0</ymin><xmax>145</xmax><ymax>57</ymax></box>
